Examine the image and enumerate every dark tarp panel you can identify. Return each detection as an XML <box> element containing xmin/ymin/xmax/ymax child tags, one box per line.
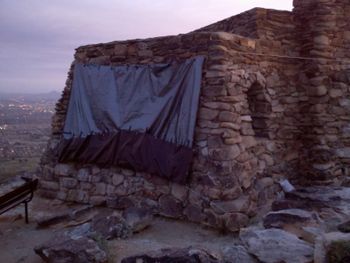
<box><xmin>57</xmin><ymin>56</ymin><xmax>204</xmax><ymax>183</ymax></box>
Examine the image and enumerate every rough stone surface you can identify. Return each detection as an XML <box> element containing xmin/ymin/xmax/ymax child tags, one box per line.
<box><xmin>222</xmin><ymin>212</ymin><xmax>249</xmax><ymax>232</ymax></box>
<box><xmin>122</xmin><ymin>207</ymin><xmax>153</xmax><ymax>233</ymax></box>
<box><xmin>36</xmin><ymin>212</ymin><xmax>70</xmax><ymax>228</ymax></box>
<box><xmin>240</xmin><ymin>228</ymin><xmax>314</xmax><ymax>263</ymax></box>
<box><xmin>263</xmin><ymin>209</ymin><xmax>316</xmax><ymax>229</ymax></box>
<box><xmin>159</xmin><ymin>195</ymin><xmax>183</xmax><ymax>218</ymax></box>
<box><xmin>106</xmin><ymin>197</ymin><xmax>136</xmax><ymax>209</ymax></box>
<box><xmin>120</xmin><ymin>247</ymin><xmax>220</xmax><ymax>263</ymax></box>
<box><xmin>90</xmin><ymin>213</ymin><xmax>131</xmax><ymax>240</ymax></box>
<box><xmin>210</xmin><ymin>196</ymin><xmax>250</xmax><ymax>214</ymax></box>
<box><xmin>34</xmin><ymin>235</ymin><xmax>108</xmax><ymax>263</ymax></box>
<box><xmin>221</xmin><ymin>245</ymin><xmax>257</xmax><ymax>263</ymax></box>
<box><xmin>183</xmin><ymin>204</ymin><xmax>205</xmax><ymax>223</ymax></box>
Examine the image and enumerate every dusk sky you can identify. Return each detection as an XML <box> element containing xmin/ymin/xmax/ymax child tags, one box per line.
<box><xmin>0</xmin><ymin>0</ymin><xmax>293</xmax><ymax>94</ymax></box>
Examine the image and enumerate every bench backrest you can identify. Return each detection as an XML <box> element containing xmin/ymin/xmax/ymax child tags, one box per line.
<box><xmin>0</xmin><ymin>179</ymin><xmax>38</xmax><ymax>214</ymax></box>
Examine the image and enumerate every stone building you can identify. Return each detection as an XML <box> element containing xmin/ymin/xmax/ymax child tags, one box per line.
<box><xmin>40</xmin><ymin>0</ymin><xmax>350</xmax><ymax>231</ymax></box>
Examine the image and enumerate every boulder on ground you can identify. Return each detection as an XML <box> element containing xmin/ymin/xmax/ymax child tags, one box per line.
<box><xmin>35</xmin><ymin>205</ymin><xmax>94</xmax><ymax>228</ymax></box>
<box><xmin>263</xmin><ymin>208</ymin><xmax>316</xmax><ymax>228</ymax></box>
<box><xmin>121</xmin><ymin>247</ymin><xmax>220</xmax><ymax>263</ymax></box>
<box><xmin>90</xmin><ymin>213</ymin><xmax>131</xmax><ymax>240</ymax></box>
<box><xmin>34</xmin><ymin>235</ymin><xmax>107</xmax><ymax>263</ymax></box>
<box><xmin>122</xmin><ymin>207</ymin><xmax>153</xmax><ymax>233</ymax></box>
<box><xmin>221</xmin><ymin>245</ymin><xmax>257</xmax><ymax>263</ymax></box>
<box><xmin>240</xmin><ymin>228</ymin><xmax>314</xmax><ymax>263</ymax></box>
<box><xmin>36</xmin><ymin>211</ymin><xmax>70</xmax><ymax>228</ymax></box>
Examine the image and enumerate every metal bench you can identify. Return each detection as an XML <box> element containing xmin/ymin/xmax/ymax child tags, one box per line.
<box><xmin>0</xmin><ymin>178</ymin><xmax>38</xmax><ymax>223</ymax></box>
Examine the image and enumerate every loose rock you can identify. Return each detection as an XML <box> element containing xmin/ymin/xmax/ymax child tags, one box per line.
<box><xmin>221</xmin><ymin>245</ymin><xmax>257</xmax><ymax>263</ymax></box>
<box><xmin>263</xmin><ymin>208</ymin><xmax>316</xmax><ymax>229</ymax></box>
<box><xmin>34</xmin><ymin>235</ymin><xmax>108</xmax><ymax>263</ymax></box>
<box><xmin>90</xmin><ymin>213</ymin><xmax>131</xmax><ymax>240</ymax></box>
<box><xmin>121</xmin><ymin>247</ymin><xmax>220</xmax><ymax>263</ymax></box>
<box><xmin>122</xmin><ymin>207</ymin><xmax>153</xmax><ymax>233</ymax></box>
<box><xmin>240</xmin><ymin>228</ymin><xmax>314</xmax><ymax>263</ymax></box>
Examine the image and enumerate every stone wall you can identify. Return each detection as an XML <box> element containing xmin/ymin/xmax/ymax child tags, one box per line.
<box><xmin>196</xmin><ymin>8</ymin><xmax>298</xmax><ymax>57</ymax></box>
<box><xmin>39</xmin><ymin>0</ymin><xmax>350</xmax><ymax>231</ymax></box>
<box><xmin>293</xmin><ymin>0</ymin><xmax>350</xmax><ymax>183</ymax></box>
<box><xmin>195</xmin><ymin>8</ymin><xmax>259</xmax><ymax>39</ymax></box>
<box><xmin>40</xmin><ymin>31</ymin><xmax>298</xmax><ymax>231</ymax></box>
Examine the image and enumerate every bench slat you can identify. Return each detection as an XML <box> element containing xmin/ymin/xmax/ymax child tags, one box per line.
<box><xmin>0</xmin><ymin>190</ymin><xmax>32</xmax><ymax>212</ymax></box>
<box><xmin>0</xmin><ymin>195</ymin><xmax>32</xmax><ymax>215</ymax></box>
<box><xmin>0</xmin><ymin>179</ymin><xmax>38</xmax><ymax>223</ymax></box>
<box><xmin>0</xmin><ymin>180</ymin><xmax>38</xmax><ymax>205</ymax></box>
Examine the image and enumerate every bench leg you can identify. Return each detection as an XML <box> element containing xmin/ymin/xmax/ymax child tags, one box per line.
<box><xmin>25</xmin><ymin>202</ymin><xmax>28</xmax><ymax>224</ymax></box>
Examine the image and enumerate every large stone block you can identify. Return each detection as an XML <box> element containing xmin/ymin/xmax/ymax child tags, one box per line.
<box><xmin>329</xmin><ymin>89</ymin><xmax>343</xmax><ymax>98</ymax></box>
<box><xmin>94</xmin><ymin>183</ymin><xmax>107</xmax><ymax>196</ymax></box>
<box><xmin>263</xmin><ymin>209</ymin><xmax>315</xmax><ymax>229</ymax></box>
<box><xmin>210</xmin><ymin>196</ymin><xmax>250</xmax><ymax>214</ymax></box>
<box><xmin>66</xmin><ymin>190</ymin><xmax>89</xmax><ymax>203</ymax></box>
<box><xmin>222</xmin><ymin>212</ymin><xmax>249</xmax><ymax>232</ymax></box>
<box><xmin>199</xmin><ymin>108</ymin><xmax>219</xmax><ymax>120</ymax></box>
<box><xmin>171</xmin><ymin>183</ymin><xmax>188</xmax><ymax>201</ymax></box>
<box><xmin>203</xmin><ymin>101</ymin><xmax>232</xmax><ymax>111</ymax></box>
<box><xmin>313</xmin><ymin>35</ymin><xmax>330</xmax><ymax>45</ymax></box>
<box><xmin>89</xmin><ymin>196</ymin><xmax>106</xmax><ymax>206</ymax></box>
<box><xmin>241</xmin><ymin>228</ymin><xmax>314</xmax><ymax>263</ymax></box>
<box><xmin>183</xmin><ymin>204</ymin><xmax>205</xmax><ymax>223</ymax></box>
<box><xmin>309</xmin><ymin>86</ymin><xmax>328</xmax><ymax>97</ymax></box>
<box><xmin>336</xmin><ymin>148</ymin><xmax>350</xmax><ymax>158</ymax></box>
<box><xmin>121</xmin><ymin>247</ymin><xmax>220</xmax><ymax>263</ymax></box>
<box><xmin>159</xmin><ymin>195</ymin><xmax>183</xmax><ymax>218</ymax></box>
<box><xmin>106</xmin><ymin>197</ymin><xmax>136</xmax><ymax>209</ymax></box>
<box><xmin>241</xmin><ymin>136</ymin><xmax>257</xmax><ymax>149</ymax></box>
<box><xmin>40</xmin><ymin>181</ymin><xmax>59</xmax><ymax>191</ymax></box>
<box><xmin>218</xmin><ymin>111</ymin><xmax>238</xmax><ymax>122</ymax></box>
<box><xmin>60</xmin><ymin>178</ymin><xmax>78</xmax><ymax>189</ymax></box>
<box><xmin>222</xmin><ymin>245</ymin><xmax>256</xmax><ymax>263</ymax></box>
<box><xmin>77</xmin><ymin>168</ymin><xmax>90</xmax><ymax>182</ymax></box>
<box><xmin>55</xmin><ymin>164</ymin><xmax>74</xmax><ymax>176</ymax></box>
<box><xmin>34</xmin><ymin>235</ymin><xmax>107</xmax><ymax>263</ymax></box>
<box><xmin>209</xmin><ymin>145</ymin><xmax>241</xmax><ymax>161</ymax></box>
<box><xmin>222</xmin><ymin>187</ymin><xmax>243</xmax><ymax>200</ymax></box>
<box><xmin>224</xmin><ymin>136</ymin><xmax>242</xmax><ymax>145</ymax></box>
<box><xmin>112</xmin><ymin>174</ymin><xmax>124</xmax><ymax>186</ymax></box>
<box><xmin>220</xmin><ymin>122</ymin><xmax>240</xmax><ymax>130</ymax></box>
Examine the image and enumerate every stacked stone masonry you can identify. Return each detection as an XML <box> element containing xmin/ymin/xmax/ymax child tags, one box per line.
<box><xmin>40</xmin><ymin>0</ymin><xmax>350</xmax><ymax>231</ymax></box>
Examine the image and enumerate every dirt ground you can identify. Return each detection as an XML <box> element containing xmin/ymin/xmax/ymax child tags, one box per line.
<box><xmin>0</xmin><ymin>195</ymin><xmax>238</xmax><ymax>263</ymax></box>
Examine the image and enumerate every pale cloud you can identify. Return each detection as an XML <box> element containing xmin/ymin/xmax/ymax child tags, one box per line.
<box><xmin>0</xmin><ymin>0</ymin><xmax>292</xmax><ymax>93</ymax></box>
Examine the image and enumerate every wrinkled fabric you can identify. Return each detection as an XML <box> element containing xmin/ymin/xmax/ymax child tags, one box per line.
<box><xmin>58</xmin><ymin>131</ymin><xmax>193</xmax><ymax>183</ymax></box>
<box><xmin>64</xmin><ymin>56</ymin><xmax>204</xmax><ymax>146</ymax></box>
<box><xmin>58</xmin><ymin>56</ymin><xmax>204</xmax><ymax>183</ymax></box>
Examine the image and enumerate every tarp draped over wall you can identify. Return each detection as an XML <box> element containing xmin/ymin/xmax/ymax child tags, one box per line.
<box><xmin>57</xmin><ymin>56</ymin><xmax>204</xmax><ymax>183</ymax></box>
